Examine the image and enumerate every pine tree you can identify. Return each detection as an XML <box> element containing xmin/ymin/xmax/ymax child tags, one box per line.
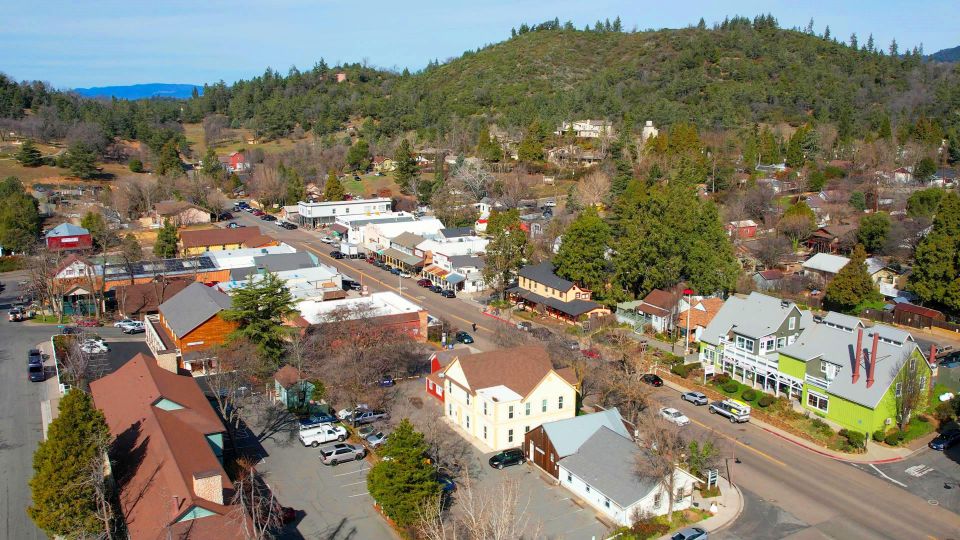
<box><xmin>613</xmin><ymin>16</ymin><xmax>623</xmax><ymax>32</ymax></box>
<box><xmin>15</xmin><ymin>140</ymin><xmax>43</xmax><ymax>167</ymax></box>
<box><xmin>28</xmin><ymin>390</ymin><xmax>111</xmax><ymax>538</ymax></box>
<box><xmin>857</xmin><ymin>212</ymin><xmax>891</xmax><ymax>253</ymax></box>
<box><xmin>785</xmin><ymin>126</ymin><xmax>807</xmax><ymax>168</ymax></box>
<box><xmin>825</xmin><ymin>244</ymin><xmax>878</xmax><ymax>312</ymax></box>
<box><xmin>393</xmin><ymin>139</ymin><xmax>419</xmax><ymax>193</ymax></box>
<box><xmin>66</xmin><ymin>142</ymin><xmax>97</xmax><ymax>179</ymax></box>
<box><xmin>554</xmin><ymin>207</ymin><xmax>611</xmax><ymax>297</ymax></box>
<box><xmin>366</xmin><ymin>420</ymin><xmax>439</xmax><ymax>527</ymax></box>
<box><xmin>153</xmin><ymin>219</ymin><xmax>179</xmax><ymax>258</ymax></box>
<box><xmin>222</xmin><ymin>271</ymin><xmax>295</xmax><ymax>371</ymax></box>
<box><xmin>850</xmin><ymin>33</ymin><xmax>859</xmax><ymax>50</ymax></box>
<box><xmin>697</xmin><ymin>18</ymin><xmax>706</xmax><ymax>30</ymax></box>
<box><xmin>346</xmin><ymin>138</ymin><xmax>371</xmax><ymax>171</ymax></box>
<box><xmin>517</xmin><ymin>120</ymin><xmax>545</xmax><ymax>162</ymax></box>
<box><xmin>155</xmin><ymin>140</ymin><xmax>183</xmax><ymax>177</ymax></box>
<box><xmin>476</xmin><ymin>127</ymin><xmax>503</xmax><ymax>162</ymax></box>
<box><xmin>323</xmin><ymin>170</ymin><xmax>346</xmax><ymax>201</ymax></box>
<box><xmin>201</xmin><ymin>147</ymin><xmax>222</xmax><ymax>177</ymax></box>
<box><xmin>824</xmin><ymin>25</ymin><xmax>831</xmax><ymax>41</ymax></box>
<box><xmin>908</xmin><ymin>192</ymin><xmax>960</xmax><ymax>310</ymax></box>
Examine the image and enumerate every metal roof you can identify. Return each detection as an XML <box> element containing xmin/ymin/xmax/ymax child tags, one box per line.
<box><xmin>158</xmin><ymin>282</ymin><xmax>232</xmax><ymax>337</ymax></box>
<box><xmin>45</xmin><ymin>222</ymin><xmax>89</xmax><ymax>238</ymax></box>
<box><xmin>559</xmin><ymin>427</ymin><xmax>659</xmax><ymax>508</ymax></box>
<box><xmin>802</xmin><ymin>253</ymin><xmax>850</xmax><ymax>274</ymax></box>
<box><xmin>542</xmin><ymin>408</ymin><xmax>629</xmax><ymax>458</ymax></box>
<box><xmin>700</xmin><ymin>292</ymin><xmax>810</xmax><ymax>344</ymax></box>
<box><xmin>518</xmin><ymin>261</ymin><xmax>573</xmax><ymax>291</ymax></box>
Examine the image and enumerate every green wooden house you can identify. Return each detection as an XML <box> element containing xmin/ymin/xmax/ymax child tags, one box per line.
<box><xmin>274</xmin><ymin>365</ymin><xmax>316</xmax><ymax>410</ymax></box>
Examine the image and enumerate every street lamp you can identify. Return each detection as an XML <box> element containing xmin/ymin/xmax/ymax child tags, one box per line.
<box><xmin>683</xmin><ymin>288</ymin><xmax>694</xmax><ymax>355</ymax></box>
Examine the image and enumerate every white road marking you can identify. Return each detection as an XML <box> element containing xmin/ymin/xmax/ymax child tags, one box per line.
<box><xmin>333</xmin><ymin>467</ymin><xmax>369</xmax><ymax>477</ymax></box>
<box><xmin>905</xmin><ymin>465</ymin><xmax>934</xmax><ymax>477</ymax></box>
<box><xmin>348</xmin><ymin>492</ymin><xmax>371</xmax><ymax>498</ymax></box>
<box><xmin>870</xmin><ymin>464</ymin><xmax>908</xmax><ymax>487</ymax></box>
<box><xmin>341</xmin><ymin>480</ymin><xmax>367</xmax><ymax>487</ymax></box>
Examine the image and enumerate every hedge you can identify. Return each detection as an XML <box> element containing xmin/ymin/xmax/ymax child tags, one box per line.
<box><xmin>844</xmin><ymin>430</ymin><xmax>866</xmax><ymax>449</ymax></box>
<box><xmin>884</xmin><ymin>433</ymin><xmax>900</xmax><ymax>446</ymax></box>
<box><xmin>722</xmin><ymin>382</ymin><xmax>739</xmax><ymax>394</ymax></box>
<box><xmin>872</xmin><ymin>429</ymin><xmax>885</xmax><ymax>442</ymax></box>
<box><xmin>713</xmin><ymin>373</ymin><xmax>731</xmax><ymax>385</ymax></box>
<box><xmin>741</xmin><ymin>389</ymin><xmax>757</xmax><ymax>402</ymax></box>
<box><xmin>757</xmin><ymin>395</ymin><xmax>775</xmax><ymax>408</ymax></box>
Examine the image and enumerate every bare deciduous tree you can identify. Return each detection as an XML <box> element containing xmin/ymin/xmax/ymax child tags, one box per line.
<box><xmin>891</xmin><ymin>353</ymin><xmax>928</xmax><ymax>431</ymax></box>
<box><xmin>230</xmin><ymin>457</ymin><xmax>281</xmax><ymax>540</ymax></box>
<box><xmin>452</xmin><ymin>160</ymin><xmax>493</xmax><ymax>202</ymax></box>
<box><xmin>203</xmin><ymin>114</ymin><xmax>231</xmax><ymax>147</ymax></box>
<box><xmin>417</xmin><ymin>475</ymin><xmax>541</xmax><ymax>540</ymax></box>
<box><xmin>574</xmin><ymin>170</ymin><xmax>611</xmax><ymax>208</ymax></box>
<box><xmin>249</xmin><ymin>165</ymin><xmax>285</xmax><ymax>208</ymax></box>
<box><xmin>633</xmin><ymin>410</ymin><xmax>690</xmax><ymax>524</ymax></box>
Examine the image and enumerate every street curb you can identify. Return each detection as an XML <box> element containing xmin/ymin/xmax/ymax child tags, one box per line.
<box><xmin>710</xmin><ymin>480</ymin><xmax>745</xmax><ymax>534</ymax></box>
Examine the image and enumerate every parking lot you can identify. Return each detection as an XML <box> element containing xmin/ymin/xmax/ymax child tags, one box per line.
<box><xmin>256</xmin><ymin>436</ymin><xmax>397</xmax><ymax>540</ymax></box>
<box><xmin>855</xmin><ymin>445</ymin><xmax>960</xmax><ymax>514</ymax></box>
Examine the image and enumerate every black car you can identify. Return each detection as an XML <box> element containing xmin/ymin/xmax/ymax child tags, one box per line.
<box><xmin>28</xmin><ymin>349</ymin><xmax>43</xmax><ymax>366</ymax></box>
<box><xmin>28</xmin><ymin>363</ymin><xmax>44</xmax><ymax>382</ymax></box>
<box><xmin>217</xmin><ymin>212</ymin><xmax>233</xmax><ymax>220</ymax></box>
<box><xmin>429</xmin><ymin>285</ymin><xmax>443</xmax><ymax>293</ymax></box>
<box><xmin>374</xmin><ymin>260</ymin><xmax>385</xmax><ymax>268</ymax></box>
<box><xmin>260</xmin><ymin>214</ymin><xmax>277</xmax><ymax>221</ymax></box>
<box><xmin>299</xmin><ymin>413</ymin><xmax>338</xmax><ymax>428</ymax></box>
<box><xmin>488</xmin><ymin>448</ymin><xmax>525</xmax><ymax>469</ymax></box>
<box><xmin>330</xmin><ymin>251</ymin><xmax>344</xmax><ymax>259</ymax></box>
<box><xmin>440</xmin><ymin>290</ymin><xmax>456</xmax><ymax>298</ymax></box>
<box><xmin>341</xmin><ymin>279</ymin><xmax>362</xmax><ymax>291</ymax></box>
<box><xmin>929</xmin><ymin>430</ymin><xmax>960</xmax><ymax>451</ymax></box>
<box><xmin>282</xmin><ymin>222</ymin><xmax>298</xmax><ymax>229</ymax></box>
<box><xmin>455</xmin><ymin>331</ymin><xmax>474</xmax><ymax>344</ymax></box>
<box><xmin>641</xmin><ymin>374</ymin><xmax>664</xmax><ymax>387</ymax></box>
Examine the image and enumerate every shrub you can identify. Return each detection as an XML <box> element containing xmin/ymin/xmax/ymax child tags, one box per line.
<box><xmin>884</xmin><ymin>433</ymin><xmax>900</xmax><ymax>446</ymax></box>
<box><xmin>662</xmin><ymin>353</ymin><xmax>684</xmax><ymax>366</ymax></box>
<box><xmin>810</xmin><ymin>418</ymin><xmax>833</xmax><ymax>436</ymax></box>
<box><xmin>671</xmin><ymin>363</ymin><xmax>691</xmax><ymax>378</ymax></box>
<box><xmin>713</xmin><ymin>373</ymin><xmax>731</xmax><ymax>385</ymax></box>
<box><xmin>873</xmin><ymin>429</ymin><xmax>885</xmax><ymax>442</ymax></box>
<box><xmin>741</xmin><ymin>389</ymin><xmax>757</xmax><ymax>402</ymax></box>
<box><xmin>722</xmin><ymin>382</ymin><xmax>739</xmax><ymax>394</ymax></box>
<box><xmin>629</xmin><ymin>519</ymin><xmax>670</xmax><ymax>539</ymax></box>
<box><xmin>128</xmin><ymin>158</ymin><xmax>144</xmax><ymax>173</ymax></box>
<box><xmin>934</xmin><ymin>401</ymin><xmax>955</xmax><ymax>424</ymax></box>
<box><xmin>844</xmin><ymin>430</ymin><xmax>866</xmax><ymax>449</ymax></box>
<box><xmin>757</xmin><ymin>395</ymin><xmax>775</xmax><ymax>408</ymax></box>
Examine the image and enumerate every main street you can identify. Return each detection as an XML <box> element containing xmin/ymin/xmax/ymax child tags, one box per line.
<box><xmin>229</xmin><ymin>212</ymin><xmax>960</xmax><ymax>539</ymax></box>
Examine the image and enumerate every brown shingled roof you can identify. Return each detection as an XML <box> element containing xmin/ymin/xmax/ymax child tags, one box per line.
<box><xmin>90</xmin><ymin>354</ymin><xmax>248</xmax><ymax>539</ymax></box>
<box><xmin>179</xmin><ymin>226</ymin><xmax>265</xmax><ymax>249</ymax></box>
<box><xmin>115</xmin><ymin>278</ymin><xmax>192</xmax><ymax>317</ymax></box>
<box><xmin>274</xmin><ymin>365</ymin><xmax>303</xmax><ymax>389</ymax></box>
<box><xmin>447</xmin><ymin>345</ymin><xmax>576</xmax><ymax>398</ymax></box>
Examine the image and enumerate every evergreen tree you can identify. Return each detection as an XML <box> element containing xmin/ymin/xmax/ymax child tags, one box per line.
<box><xmin>697</xmin><ymin>18</ymin><xmax>706</xmax><ymax>30</ymax></box>
<box><xmin>785</xmin><ymin>126</ymin><xmax>806</xmax><ymax>168</ymax></box>
<box><xmin>849</xmin><ymin>191</ymin><xmax>867</xmax><ymax>211</ymax></box>
<box><xmin>889</xmin><ymin>39</ymin><xmax>899</xmax><ymax>57</ymax></box>
<box><xmin>284</xmin><ymin>167</ymin><xmax>306</xmax><ymax>203</ymax></box>
<box><xmin>66</xmin><ymin>142</ymin><xmax>97</xmax><ymax>179</ymax></box>
<box><xmin>28</xmin><ymin>390</ymin><xmax>111</xmax><ymax>538</ymax></box>
<box><xmin>517</xmin><ymin>120</ymin><xmax>545</xmax><ymax>162</ymax></box>
<box><xmin>482</xmin><ymin>209</ymin><xmax>529</xmax><ymax>299</ymax></box>
<box><xmin>914</xmin><ymin>157</ymin><xmax>937</xmax><ymax>182</ymax></box>
<box><xmin>908</xmin><ymin>192</ymin><xmax>960</xmax><ymax>311</ymax></box>
<box><xmin>323</xmin><ymin>170</ymin><xmax>346</xmax><ymax>201</ymax></box>
<box><xmin>15</xmin><ymin>140</ymin><xmax>43</xmax><ymax>167</ymax></box>
<box><xmin>476</xmin><ymin>126</ymin><xmax>503</xmax><ymax>162</ymax></box>
<box><xmin>825</xmin><ymin>244</ymin><xmax>878</xmax><ymax>312</ymax></box>
<box><xmin>906</xmin><ymin>187</ymin><xmax>943</xmax><ymax>218</ymax></box>
<box><xmin>857</xmin><ymin>212</ymin><xmax>891</xmax><ymax>252</ymax></box>
<box><xmin>81</xmin><ymin>211</ymin><xmax>109</xmax><ymax>249</ymax></box>
<box><xmin>128</xmin><ymin>157</ymin><xmax>144</xmax><ymax>173</ymax></box>
<box><xmin>222</xmin><ymin>271</ymin><xmax>296</xmax><ymax>370</ymax></box>
<box><xmin>155</xmin><ymin>140</ymin><xmax>183</xmax><ymax>177</ymax></box>
<box><xmin>153</xmin><ymin>219</ymin><xmax>179</xmax><ymax>258</ymax></box>
<box><xmin>609</xmin><ymin>131</ymin><xmax>635</xmax><ymax>199</ymax></box>
<box><xmin>878</xmin><ymin>115</ymin><xmax>893</xmax><ymax>140</ymax></box>
<box><xmin>366</xmin><ymin>420</ymin><xmax>439</xmax><ymax>527</ymax></box>
<box><xmin>0</xmin><ymin>176</ymin><xmax>41</xmax><ymax>253</ymax></box>
<box><xmin>346</xmin><ymin>138</ymin><xmax>371</xmax><ymax>171</ymax></box>
<box><xmin>201</xmin><ymin>147</ymin><xmax>221</xmax><ymax>177</ymax></box>
<box><xmin>554</xmin><ymin>207</ymin><xmax>611</xmax><ymax>298</ymax></box>
<box><xmin>866</xmin><ymin>34</ymin><xmax>875</xmax><ymax>53</ymax></box>
<box><xmin>850</xmin><ymin>33</ymin><xmax>859</xmax><ymax>50</ymax></box>
<box><xmin>613</xmin><ymin>16</ymin><xmax>623</xmax><ymax>32</ymax></box>
<box><xmin>686</xmin><ymin>200</ymin><xmax>741</xmax><ymax>294</ymax></box>
<box><xmin>823</xmin><ymin>25</ymin><xmax>831</xmax><ymax>41</ymax></box>
<box><xmin>393</xmin><ymin>139</ymin><xmax>419</xmax><ymax>193</ymax></box>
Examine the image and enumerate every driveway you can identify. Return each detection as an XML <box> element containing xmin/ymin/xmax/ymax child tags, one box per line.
<box><xmin>255</xmin><ymin>437</ymin><xmax>396</xmax><ymax>540</ymax></box>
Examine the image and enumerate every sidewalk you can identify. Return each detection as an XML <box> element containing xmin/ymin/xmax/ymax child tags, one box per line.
<box><xmin>660</xmin><ymin>376</ymin><xmax>920</xmax><ymax>464</ymax></box>
<box><xmin>654</xmin><ymin>476</ymin><xmax>744</xmax><ymax>539</ymax></box>
<box><xmin>36</xmin><ymin>338</ymin><xmax>62</xmax><ymax>441</ymax></box>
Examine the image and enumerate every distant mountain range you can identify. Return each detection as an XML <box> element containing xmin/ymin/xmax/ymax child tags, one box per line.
<box><xmin>928</xmin><ymin>45</ymin><xmax>960</xmax><ymax>62</ymax></box>
<box><xmin>72</xmin><ymin>83</ymin><xmax>202</xmax><ymax>99</ymax></box>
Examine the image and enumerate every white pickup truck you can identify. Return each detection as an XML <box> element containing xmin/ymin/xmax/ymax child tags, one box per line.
<box><xmin>708</xmin><ymin>399</ymin><xmax>751</xmax><ymax>423</ymax></box>
<box><xmin>299</xmin><ymin>424</ymin><xmax>348</xmax><ymax>447</ymax></box>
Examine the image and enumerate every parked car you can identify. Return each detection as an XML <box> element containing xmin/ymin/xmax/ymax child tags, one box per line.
<box><xmin>217</xmin><ymin>212</ymin><xmax>233</xmax><ymax>220</ymax></box>
<box><xmin>417</xmin><ymin>278</ymin><xmax>432</xmax><ymax>287</ymax></box>
<box><xmin>366</xmin><ymin>256</ymin><xmax>376</xmax><ymax>264</ymax></box>
<box><xmin>659</xmin><ymin>407</ymin><xmax>691</xmax><ymax>427</ymax></box>
<box><xmin>319</xmin><ymin>443</ymin><xmax>366</xmax><ymax>465</ymax></box>
<box><xmin>61</xmin><ymin>326</ymin><xmax>80</xmax><ymax>335</ymax></box>
<box><xmin>389</xmin><ymin>267</ymin><xmax>401</xmax><ymax>276</ymax></box>
<box><xmin>378</xmin><ymin>374</ymin><xmax>395</xmax><ymax>387</ymax></box>
<box><xmin>440</xmin><ymin>289</ymin><xmax>456</xmax><ymax>298</ymax></box>
<box><xmin>337</xmin><ymin>405</ymin><xmax>366</xmax><ymax>421</ymax></box>
<box><xmin>437</xmin><ymin>471</ymin><xmax>456</xmax><ymax>493</ymax></box>
<box><xmin>281</xmin><ymin>222</ymin><xmax>298</xmax><ymax>230</ymax></box>
<box><xmin>260</xmin><ymin>214</ymin><xmax>277</xmax><ymax>222</ymax></box>
<box><xmin>341</xmin><ymin>279</ymin><xmax>361</xmax><ymax>291</ymax></box>
<box><xmin>299</xmin><ymin>412</ymin><xmax>338</xmax><ymax>428</ymax></box>
<box><xmin>671</xmin><ymin>527</ymin><xmax>708</xmax><ymax>540</ymax></box>
<box><xmin>365</xmin><ymin>431</ymin><xmax>388</xmax><ymax>449</ymax></box>
<box><xmin>123</xmin><ymin>324</ymin><xmax>146</xmax><ymax>335</ymax></box>
<box><xmin>320</xmin><ymin>236</ymin><xmax>336</xmax><ymax>244</ymax></box>
<box><xmin>113</xmin><ymin>318</ymin><xmax>136</xmax><ymax>328</ymax></box>
<box><xmin>330</xmin><ymin>251</ymin><xmax>344</xmax><ymax>259</ymax></box>
<box><xmin>681</xmin><ymin>391</ymin><xmax>708</xmax><ymax>406</ymax></box>
<box><xmin>227</xmin><ymin>222</ymin><xmax>241</xmax><ymax>228</ymax></box>
<box><xmin>488</xmin><ymin>448</ymin><xmax>525</xmax><ymax>469</ymax></box>
<box><xmin>709</xmin><ymin>399</ymin><xmax>751</xmax><ymax>423</ymax></box>
<box><xmin>80</xmin><ymin>341</ymin><xmax>108</xmax><ymax>354</ymax></box>
<box><xmin>357</xmin><ymin>425</ymin><xmax>377</xmax><ymax>439</ymax></box>
<box><xmin>429</xmin><ymin>285</ymin><xmax>443</xmax><ymax>293</ymax></box>
<box><xmin>299</xmin><ymin>424</ymin><xmax>348</xmax><ymax>447</ymax></box>
<box><xmin>455</xmin><ymin>331</ymin><xmax>474</xmax><ymax>344</ymax></box>
<box><xmin>350</xmin><ymin>409</ymin><xmax>389</xmax><ymax>426</ymax></box>
<box><xmin>8</xmin><ymin>308</ymin><xmax>23</xmax><ymax>322</ymax></box>
<box><xmin>929</xmin><ymin>430</ymin><xmax>960</xmax><ymax>451</ymax></box>
<box><xmin>28</xmin><ymin>362</ymin><xmax>45</xmax><ymax>382</ymax></box>
<box><xmin>28</xmin><ymin>349</ymin><xmax>43</xmax><ymax>366</ymax></box>
<box><xmin>252</xmin><ymin>209</ymin><xmax>265</xmax><ymax>216</ymax></box>
<box><xmin>641</xmin><ymin>374</ymin><xmax>663</xmax><ymax>387</ymax></box>
<box><xmin>373</xmin><ymin>260</ymin><xmax>385</xmax><ymax>268</ymax></box>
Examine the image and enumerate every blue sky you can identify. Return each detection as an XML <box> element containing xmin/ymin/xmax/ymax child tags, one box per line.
<box><xmin>2</xmin><ymin>0</ymin><xmax>956</xmax><ymax>88</ymax></box>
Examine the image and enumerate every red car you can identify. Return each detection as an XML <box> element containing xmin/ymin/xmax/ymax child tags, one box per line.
<box><xmin>252</xmin><ymin>209</ymin><xmax>265</xmax><ymax>216</ymax></box>
<box><xmin>417</xmin><ymin>278</ymin><xmax>432</xmax><ymax>287</ymax></box>
<box><xmin>365</xmin><ymin>257</ymin><xmax>376</xmax><ymax>264</ymax></box>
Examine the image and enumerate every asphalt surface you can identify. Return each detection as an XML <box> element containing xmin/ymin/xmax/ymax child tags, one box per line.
<box><xmin>0</xmin><ymin>271</ymin><xmax>55</xmax><ymax>540</ymax></box>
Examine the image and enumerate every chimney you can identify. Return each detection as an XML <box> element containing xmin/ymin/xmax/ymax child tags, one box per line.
<box><xmin>853</xmin><ymin>328</ymin><xmax>863</xmax><ymax>383</ymax></box>
<box><xmin>192</xmin><ymin>471</ymin><xmax>223</xmax><ymax>505</ymax></box>
<box><xmin>866</xmin><ymin>332</ymin><xmax>879</xmax><ymax>388</ymax></box>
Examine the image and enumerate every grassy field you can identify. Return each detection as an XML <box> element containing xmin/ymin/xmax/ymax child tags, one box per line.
<box><xmin>341</xmin><ymin>173</ymin><xmax>398</xmax><ymax>197</ymax></box>
<box><xmin>183</xmin><ymin>123</ymin><xmax>309</xmax><ymax>158</ymax></box>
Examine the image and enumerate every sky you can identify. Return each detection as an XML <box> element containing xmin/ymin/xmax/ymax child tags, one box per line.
<box><xmin>1</xmin><ymin>0</ymin><xmax>957</xmax><ymax>89</ymax></box>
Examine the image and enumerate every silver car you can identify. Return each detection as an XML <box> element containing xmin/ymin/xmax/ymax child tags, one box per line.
<box><xmin>365</xmin><ymin>431</ymin><xmax>388</xmax><ymax>449</ymax></box>
<box><xmin>319</xmin><ymin>443</ymin><xmax>366</xmax><ymax>465</ymax></box>
<box><xmin>681</xmin><ymin>391</ymin><xmax>708</xmax><ymax>406</ymax></box>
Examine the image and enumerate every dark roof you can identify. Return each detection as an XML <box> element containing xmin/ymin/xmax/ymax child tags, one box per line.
<box><xmin>115</xmin><ymin>278</ymin><xmax>193</xmax><ymax>316</ymax></box>
<box><xmin>640</xmin><ymin>289</ymin><xmax>679</xmax><ymax>310</ymax></box>
<box><xmin>448</xmin><ymin>255</ymin><xmax>485</xmax><ymax>270</ymax></box>
<box><xmin>159</xmin><ymin>282</ymin><xmax>232</xmax><ymax>337</ymax></box>
<box><xmin>518</xmin><ymin>261</ymin><xmax>572</xmax><ymax>291</ymax></box>
<box><xmin>507</xmin><ymin>287</ymin><xmax>602</xmax><ymax>318</ymax></box>
<box><xmin>894</xmin><ymin>303</ymin><xmax>944</xmax><ymax>320</ymax></box>
<box><xmin>440</xmin><ymin>227</ymin><xmax>474</xmax><ymax>238</ymax></box>
<box><xmin>756</xmin><ymin>269</ymin><xmax>785</xmax><ymax>281</ymax></box>
<box><xmin>101</xmin><ymin>255</ymin><xmax>217</xmax><ymax>281</ymax></box>
<box><xmin>559</xmin><ymin>427</ymin><xmax>659</xmax><ymax>508</ymax></box>
<box><xmin>179</xmin><ymin>226</ymin><xmax>265</xmax><ymax>249</ymax></box>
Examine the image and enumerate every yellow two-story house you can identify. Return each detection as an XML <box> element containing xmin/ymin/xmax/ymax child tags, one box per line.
<box><xmin>439</xmin><ymin>345</ymin><xmax>579</xmax><ymax>451</ymax></box>
<box><xmin>507</xmin><ymin>261</ymin><xmax>611</xmax><ymax>324</ymax></box>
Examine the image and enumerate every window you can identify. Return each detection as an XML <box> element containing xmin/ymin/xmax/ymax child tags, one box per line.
<box><xmin>466</xmin><ymin>393</ymin><xmax>471</xmax><ymax>405</ymax></box>
<box><xmin>604</xmin><ymin>498</ymin><xmax>611</xmax><ymax>509</ymax></box>
<box><xmin>807</xmin><ymin>390</ymin><xmax>829</xmax><ymax>412</ymax></box>
<box><xmin>909</xmin><ymin>357</ymin><xmax>916</xmax><ymax>371</ymax></box>
<box><xmin>465</xmin><ymin>416</ymin><xmax>470</xmax><ymax>429</ymax></box>
<box><xmin>777</xmin><ymin>337</ymin><xmax>786</xmax><ymax>349</ymax></box>
<box><xmin>567</xmin><ymin>472</ymin><xmax>572</xmax><ymax>483</ymax></box>
<box><xmin>558</xmin><ymin>396</ymin><xmax>564</xmax><ymax>409</ymax></box>
<box><xmin>508</xmin><ymin>429</ymin><xmax>514</xmax><ymax>443</ymax></box>
<box><xmin>760</xmin><ymin>337</ymin><xmax>775</xmax><ymax>352</ymax></box>
<box><xmin>676</xmin><ymin>488</ymin><xmax>685</xmax><ymax>500</ymax></box>
<box><xmin>447</xmin><ymin>380</ymin><xmax>451</xmax><ymax>393</ymax></box>
<box><xmin>448</xmin><ymin>403</ymin><xmax>452</xmax><ymax>416</ymax></box>
<box><xmin>525</xmin><ymin>402</ymin><xmax>531</xmax><ymax>416</ymax></box>
<box><xmin>524</xmin><ymin>425</ymin><xmax>530</xmax><ymax>433</ymax></box>
<box><xmin>585</xmin><ymin>485</ymin><xmax>591</xmax><ymax>493</ymax></box>
<box><xmin>508</xmin><ymin>405</ymin><xmax>514</xmax><ymax>419</ymax></box>
<box><xmin>483</xmin><ymin>402</ymin><xmax>487</xmax><ymax>415</ymax></box>
<box><xmin>789</xmin><ymin>317</ymin><xmax>796</xmax><ymax>330</ymax></box>
<box><xmin>920</xmin><ymin>376</ymin><xmax>927</xmax><ymax>389</ymax></box>
<box><xmin>735</xmin><ymin>335</ymin><xmax>754</xmax><ymax>352</ymax></box>
<box><xmin>895</xmin><ymin>382</ymin><xmax>902</xmax><ymax>397</ymax></box>
<box><xmin>653</xmin><ymin>493</ymin><xmax>662</xmax><ymax>508</ymax></box>
<box><xmin>483</xmin><ymin>425</ymin><xmax>487</xmax><ymax>439</ymax></box>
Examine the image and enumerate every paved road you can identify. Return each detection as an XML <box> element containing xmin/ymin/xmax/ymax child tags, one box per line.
<box><xmin>0</xmin><ymin>272</ymin><xmax>55</xmax><ymax>540</ymax></box>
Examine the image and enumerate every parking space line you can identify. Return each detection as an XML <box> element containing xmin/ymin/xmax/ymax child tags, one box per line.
<box><xmin>348</xmin><ymin>492</ymin><xmax>371</xmax><ymax>498</ymax></box>
<box><xmin>341</xmin><ymin>480</ymin><xmax>367</xmax><ymax>487</ymax></box>
<box><xmin>333</xmin><ymin>467</ymin><xmax>369</xmax><ymax>477</ymax></box>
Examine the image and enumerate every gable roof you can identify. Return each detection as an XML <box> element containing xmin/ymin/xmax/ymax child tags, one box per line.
<box><xmin>636</xmin><ymin>289</ymin><xmax>680</xmax><ymax>316</ymax></box>
<box><xmin>802</xmin><ymin>253</ymin><xmax>850</xmax><ymax>274</ymax></box>
<box><xmin>675</xmin><ymin>297</ymin><xmax>725</xmax><ymax>329</ymax></box>
<box><xmin>446</xmin><ymin>345</ymin><xmax>573</xmax><ymax>398</ymax></box>
<box><xmin>230</xmin><ymin>252</ymin><xmax>316</xmax><ymax>280</ymax></box>
<box><xmin>90</xmin><ymin>354</ymin><xmax>246</xmax><ymax>539</ymax></box>
<box><xmin>542</xmin><ymin>408</ymin><xmax>630</xmax><ymax>458</ymax></box>
<box><xmin>518</xmin><ymin>261</ymin><xmax>573</xmax><ymax>292</ymax></box>
<box><xmin>756</xmin><ymin>269</ymin><xmax>784</xmax><ymax>281</ymax></box>
<box><xmin>178</xmin><ymin>226</ymin><xmax>265</xmax><ymax>249</ymax></box>
<box><xmin>154</xmin><ymin>200</ymin><xmax>206</xmax><ymax>216</ymax></box>
<box><xmin>701</xmin><ymin>292</ymin><xmax>809</xmax><ymax>344</ymax></box>
<box><xmin>159</xmin><ymin>282</ymin><xmax>232</xmax><ymax>337</ymax></box>
<box><xmin>45</xmin><ymin>222</ymin><xmax>89</xmax><ymax>238</ymax></box>
<box><xmin>559</xmin><ymin>427</ymin><xmax>660</xmax><ymax>508</ymax></box>
<box><xmin>390</xmin><ymin>232</ymin><xmax>426</xmax><ymax>250</ymax></box>
<box><xmin>440</xmin><ymin>227</ymin><xmax>474</xmax><ymax>238</ymax></box>
<box><xmin>115</xmin><ymin>278</ymin><xmax>193</xmax><ymax>316</ymax></box>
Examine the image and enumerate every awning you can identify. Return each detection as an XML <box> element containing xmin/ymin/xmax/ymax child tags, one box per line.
<box><xmin>382</xmin><ymin>247</ymin><xmax>423</xmax><ymax>267</ymax></box>
<box><xmin>506</xmin><ymin>286</ymin><xmax>603</xmax><ymax>318</ymax></box>
<box><xmin>445</xmin><ymin>273</ymin><xmax>466</xmax><ymax>284</ymax></box>
<box><xmin>423</xmin><ymin>265</ymin><xmax>449</xmax><ymax>278</ymax></box>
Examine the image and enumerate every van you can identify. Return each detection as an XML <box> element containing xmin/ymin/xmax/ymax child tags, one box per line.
<box><xmin>299</xmin><ymin>424</ymin><xmax>348</xmax><ymax>447</ymax></box>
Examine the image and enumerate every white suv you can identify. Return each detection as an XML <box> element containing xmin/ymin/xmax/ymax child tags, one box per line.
<box><xmin>299</xmin><ymin>424</ymin><xmax>348</xmax><ymax>447</ymax></box>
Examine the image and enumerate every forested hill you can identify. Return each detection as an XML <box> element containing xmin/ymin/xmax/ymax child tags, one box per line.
<box><xmin>73</xmin><ymin>83</ymin><xmax>202</xmax><ymax>100</ymax></box>
<box><xmin>2</xmin><ymin>16</ymin><xmax>959</xmax><ymax>146</ymax></box>
<box><xmin>929</xmin><ymin>45</ymin><xmax>960</xmax><ymax>63</ymax></box>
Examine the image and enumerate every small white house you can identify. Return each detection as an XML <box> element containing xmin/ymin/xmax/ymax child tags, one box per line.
<box><xmin>297</xmin><ymin>197</ymin><xmax>392</xmax><ymax>228</ymax></box>
<box><xmin>557</xmin><ymin>427</ymin><xmax>699</xmax><ymax>526</ymax></box>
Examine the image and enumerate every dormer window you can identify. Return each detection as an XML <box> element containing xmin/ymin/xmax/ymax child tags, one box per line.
<box><xmin>820</xmin><ymin>361</ymin><xmax>838</xmax><ymax>381</ymax></box>
<box><xmin>735</xmin><ymin>336</ymin><xmax>754</xmax><ymax>352</ymax></box>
